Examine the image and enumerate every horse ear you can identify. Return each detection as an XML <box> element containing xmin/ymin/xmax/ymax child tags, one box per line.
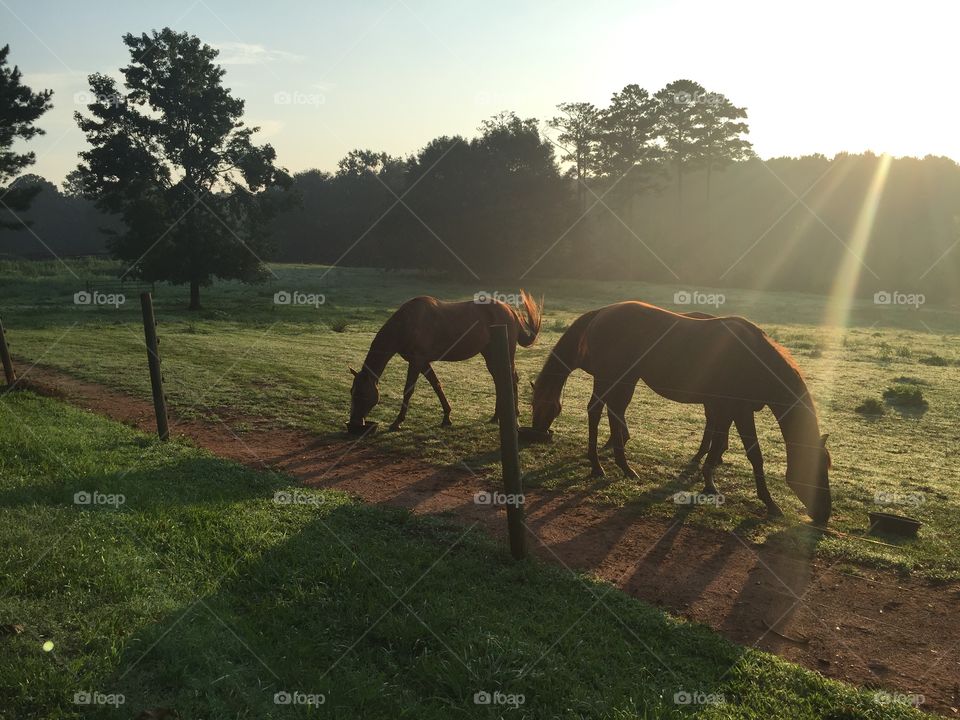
<box><xmin>820</xmin><ymin>433</ymin><xmax>829</xmax><ymax>445</ymax></box>
<box><xmin>349</xmin><ymin>367</ymin><xmax>358</xmax><ymax>377</ymax></box>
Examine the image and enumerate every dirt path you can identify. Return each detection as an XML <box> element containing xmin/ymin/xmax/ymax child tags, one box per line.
<box><xmin>11</xmin><ymin>363</ymin><xmax>960</xmax><ymax>715</ymax></box>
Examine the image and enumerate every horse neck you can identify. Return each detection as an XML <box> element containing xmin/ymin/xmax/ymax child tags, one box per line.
<box><xmin>538</xmin><ymin>351</ymin><xmax>572</xmax><ymax>395</ymax></box>
<box><xmin>363</xmin><ymin>324</ymin><xmax>397</xmax><ymax>380</ymax></box>
<box><xmin>771</xmin><ymin>387</ymin><xmax>821</xmax><ymax>467</ymax></box>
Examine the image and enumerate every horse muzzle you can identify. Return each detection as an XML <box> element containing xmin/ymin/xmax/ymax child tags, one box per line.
<box><xmin>518</xmin><ymin>426</ymin><xmax>553</xmax><ymax>443</ymax></box>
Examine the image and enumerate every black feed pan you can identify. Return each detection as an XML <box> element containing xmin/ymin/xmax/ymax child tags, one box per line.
<box><xmin>868</xmin><ymin>511</ymin><xmax>921</xmax><ymax>538</ymax></box>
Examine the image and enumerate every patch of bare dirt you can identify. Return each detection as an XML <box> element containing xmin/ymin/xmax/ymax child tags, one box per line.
<box><xmin>10</xmin><ymin>362</ymin><xmax>960</xmax><ymax>715</ymax></box>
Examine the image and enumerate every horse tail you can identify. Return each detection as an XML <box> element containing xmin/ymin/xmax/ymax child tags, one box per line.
<box><xmin>515</xmin><ymin>289</ymin><xmax>543</xmax><ymax>347</ymax></box>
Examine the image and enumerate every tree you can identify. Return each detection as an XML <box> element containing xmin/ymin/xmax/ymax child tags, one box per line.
<box><xmin>548</xmin><ymin>101</ymin><xmax>600</xmax><ymax>211</ymax></box>
<box><xmin>595</xmin><ymin>84</ymin><xmax>662</xmax><ymax>203</ymax></box>
<box><xmin>693</xmin><ymin>92</ymin><xmax>752</xmax><ymax>202</ymax></box>
<box><xmin>0</xmin><ymin>44</ymin><xmax>53</xmax><ymax>228</ymax></box>
<box><xmin>73</xmin><ymin>28</ymin><xmax>291</xmax><ymax>309</ymax></box>
<box><xmin>654</xmin><ymin>79</ymin><xmax>707</xmax><ymax>205</ymax></box>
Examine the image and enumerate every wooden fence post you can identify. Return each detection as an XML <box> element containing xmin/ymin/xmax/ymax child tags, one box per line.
<box><xmin>0</xmin><ymin>317</ymin><xmax>15</xmax><ymax>386</ymax></box>
<box><xmin>140</xmin><ymin>293</ymin><xmax>169</xmax><ymax>440</ymax></box>
<box><xmin>489</xmin><ymin>324</ymin><xmax>526</xmax><ymax>560</ymax></box>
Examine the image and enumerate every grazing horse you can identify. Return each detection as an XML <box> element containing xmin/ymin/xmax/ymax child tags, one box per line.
<box><xmin>528</xmin><ymin>302</ymin><xmax>832</xmax><ymax>522</ymax></box>
<box><xmin>349</xmin><ymin>291</ymin><xmax>542</xmax><ymax>431</ymax></box>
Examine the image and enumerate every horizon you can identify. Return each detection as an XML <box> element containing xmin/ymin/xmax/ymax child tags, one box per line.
<box><xmin>3</xmin><ymin>0</ymin><xmax>960</xmax><ymax>185</ymax></box>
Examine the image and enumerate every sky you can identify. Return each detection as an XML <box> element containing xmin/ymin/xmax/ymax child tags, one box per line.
<box><xmin>3</xmin><ymin>0</ymin><xmax>959</xmax><ymax>186</ymax></box>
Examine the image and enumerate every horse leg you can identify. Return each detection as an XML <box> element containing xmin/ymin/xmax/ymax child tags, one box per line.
<box><xmin>422</xmin><ymin>364</ymin><xmax>451</xmax><ymax>426</ymax></box>
<box><xmin>693</xmin><ymin>404</ymin><xmax>714</xmax><ymax>463</ymax></box>
<box><xmin>701</xmin><ymin>412</ymin><xmax>732</xmax><ymax>496</ymax></box>
<box><xmin>602</xmin><ymin>420</ymin><xmax>630</xmax><ymax>449</ymax></box>
<box><xmin>605</xmin><ymin>382</ymin><xmax>639</xmax><ymax>480</ymax></box>
<box><xmin>481</xmin><ymin>352</ymin><xmax>500</xmax><ymax>423</ymax></box>
<box><xmin>734</xmin><ymin>410</ymin><xmax>782</xmax><ymax>517</ymax></box>
<box><xmin>587</xmin><ymin>380</ymin><xmax>606</xmax><ymax>477</ymax></box>
<box><xmin>389</xmin><ymin>362</ymin><xmax>420</xmax><ymax>431</ymax></box>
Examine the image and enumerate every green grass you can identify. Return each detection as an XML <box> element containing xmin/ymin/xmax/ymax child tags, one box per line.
<box><xmin>2</xmin><ymin>263</ymin><xmax>960</xmax><ymax>578</ymax></box>
<box><xmin>0</xmin><ymin>391</ymin><xmax>931</xmax><ymax>719</ymax></box>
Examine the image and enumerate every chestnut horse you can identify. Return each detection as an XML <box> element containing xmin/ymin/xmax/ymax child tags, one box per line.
<box><xmin>350</xmin><ymin>291</ymin><xmax>542</xmax><ymax>431</ymax></box>
<box><xmin>528</xmin><ymin>302</ymin><xmax>831</xmax><ymax>522</ymax></box>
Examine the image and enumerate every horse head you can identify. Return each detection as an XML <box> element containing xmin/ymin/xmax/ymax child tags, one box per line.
<box><xmin>785</xmin><ymin>432</ymin><xmax>832</xmax><ymax>524</ymax></box>
<box><xmin>349</xmin><ymin>366</ymin><xmax>380</xmax><ymax>426</ymax></box>
<box><xmin>529</xmin><ymin>377</ymin><xmax>561</xmax><ymax>437</ymax></box>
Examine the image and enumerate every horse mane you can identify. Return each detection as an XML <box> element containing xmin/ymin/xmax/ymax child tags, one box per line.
<box><xmin>723</xmin><ymin>316</ymin><xmax>814</xmax><ymax>414</ymax></box>
<box><xmin>511</xmin><ymin>289</ymin><xmax>543</xmax><ymax>347</ymax></box>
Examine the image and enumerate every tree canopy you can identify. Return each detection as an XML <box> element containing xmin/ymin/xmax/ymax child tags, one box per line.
<box><xmin>72</xmin><ymin>28</ymin><xmax>291</xmax><ymax>308</ymax></box>
<box><xmin>0</xmin><ymin>44</ymin><xmax>53</xmax><ymax>229</ymax></box>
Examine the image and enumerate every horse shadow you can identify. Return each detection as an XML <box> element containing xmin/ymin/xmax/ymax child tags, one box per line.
<box><xmin>719</xmin><ymin>522</ymin><xmax>826</xmax><ymax>652</ymax></box>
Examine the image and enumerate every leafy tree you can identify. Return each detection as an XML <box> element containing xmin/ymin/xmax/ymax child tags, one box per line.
<box><xmin>548</xmin><ymin>101</ymin><xmax>600</xmax><ymax>210</ymax></box>
<box><xmin>654</xmin><ymin>79</ymin><xmax>707</xmax><ymax>205</ymax></box>
<box><xmin>73</xmin><ymin>28</ymin><xmax>291</xmax><ymax>309</ymax></box>
<box><xmin>0</xmin><ymin>44</ymin><xmax>53</xmax><ymax>228</ymax></box>
<box><xmin>693</xmin><ymin>92</ymin><xmax>753</xmax><ymax>202</ymax></box>
<box><xmin>595</xmin><ymin>84</ymin><xmax>662</xmax><ymax>203</ymax></box>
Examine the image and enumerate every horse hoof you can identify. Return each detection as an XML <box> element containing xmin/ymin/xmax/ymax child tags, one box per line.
<box><xmin>441</xmin><ymin>417</ymin><xmax>452</xmax><ymax>427</ymax></box>
<box><xmin>389</xmin><ymin>422</ymin><xmax>403</xmax><ymax>432</ymax></box>
<box><xmin>591</xmin><ymin>469</ymin><xmax>606</xmax><ymax>479</ymax></box>
<box><xmin>701</xmin><ymin>485</ymin><xmax>719</xmax><ymax>496</ymax></box>
<box><xmin>621</xmin><ymin>467</ymin><xmax>639</xmax><ymax>480</ymax></box>
<box><xmin>766</xmin><ymin>503</ymin><xmax>784</xmax><ymax>517</ymax></box>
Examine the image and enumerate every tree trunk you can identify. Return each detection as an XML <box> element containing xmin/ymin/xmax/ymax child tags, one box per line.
<box><xmin>189</xmin><ymin>280</ymin><xmax>201</xmax><ymax>310</ymax></box>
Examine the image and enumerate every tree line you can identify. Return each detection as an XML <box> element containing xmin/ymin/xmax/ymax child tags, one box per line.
<box><xmin>3</xmin><ymin>30</ymin><xmax>960</xmax><ymax>306</ymax></box>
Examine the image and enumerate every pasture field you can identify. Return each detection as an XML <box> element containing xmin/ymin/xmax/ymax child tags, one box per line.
<box><xmin>0</xmin><ymin>390</ymin><xmax>932</xmax><ymax>719</ymax></box>
<box><xmin>2</xmin><ymin>260</ymin><xmax>960</xmax><ymax>579</ymax></box>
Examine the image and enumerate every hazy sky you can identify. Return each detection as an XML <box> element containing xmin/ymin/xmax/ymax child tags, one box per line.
<box><xmin>3</xmin><ymin>0</ymin><xmax>958</xmax><ymax>185</ymax></box>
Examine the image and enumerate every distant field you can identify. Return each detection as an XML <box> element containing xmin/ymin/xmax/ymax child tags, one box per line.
<box><xmin>0</xmin><ymin>391</ymin><xmax>931</xmax><ymax>718</ymax></box>
<box><xmin>2</xmin><ymin>260</ymin><xmax>960</xmax><ymax>578</ymax></box>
